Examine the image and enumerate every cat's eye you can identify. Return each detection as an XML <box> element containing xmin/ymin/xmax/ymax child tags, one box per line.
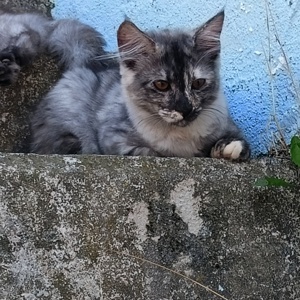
<box><xmin>1</xmin><ymin>58</ymin><xmax>11</xmax><ymax>64</ymax></box>
<box><xmin>191</xmin><ymin>79</ymin><xmax>206</xmax><ymax>90</ymax></box>
<box><xmin>153</xmin><ymin>80</ymin><xmax>170</xmax><ymax>92</ymax></box>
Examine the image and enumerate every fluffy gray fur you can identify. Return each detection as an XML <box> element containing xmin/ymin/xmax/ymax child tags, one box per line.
<box><xmin>0</xmin><ymin>9</ymin><xmax>105</xmax><ymax>84</ymax></box>
<box><xmin>1</xmin><ymin>9</ymin><xmax>250</xmax><ymax>159</ymax></box>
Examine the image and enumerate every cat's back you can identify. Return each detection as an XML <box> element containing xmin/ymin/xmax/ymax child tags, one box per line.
<box><xmin>40</xmin><ymin>61</ymin><xmax>121</xmax><ymax>116</ymax></box>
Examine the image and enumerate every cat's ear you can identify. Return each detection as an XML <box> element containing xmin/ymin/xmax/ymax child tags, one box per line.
<box><xmin>117</xmin><ymin>21</ymin><xmax>156</xmax><ymax>61</ymax></box>
<box><xmin>193</xmin><ymin>11</ymin><xmax>224</xmax><ymax>58</ymax></box>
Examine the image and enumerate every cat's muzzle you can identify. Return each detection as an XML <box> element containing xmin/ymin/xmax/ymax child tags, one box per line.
<box><xmin>0</xmin><ymin>60</ymin><xmax>20</xmax><ymax>85</ymax></box>
<box><xmin>158</xmin><ymin>108</ymin><xmax>199</xmax><ymax>127</ymax></box>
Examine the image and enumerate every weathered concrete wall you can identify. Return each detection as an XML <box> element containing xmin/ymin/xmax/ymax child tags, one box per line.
<box><xmin>1</xmin><ymin>57</ymin><xmax>60</xmax><ymax>152</ymax></box>
<box><xmin>0</xmin><ymin>154</ymin><xmax>300</xmax><ymax>299</ymax></box>
<box><xmin>1</xmin><ymin>0</ymin><xmax>54</xmax><ymax>16</ymax></box>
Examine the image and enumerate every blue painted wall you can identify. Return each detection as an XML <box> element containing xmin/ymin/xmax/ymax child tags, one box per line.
<box><xmin>53</xmin><ymin>0</ymin><xmax>300</xmax><ymax>156</ymax></box>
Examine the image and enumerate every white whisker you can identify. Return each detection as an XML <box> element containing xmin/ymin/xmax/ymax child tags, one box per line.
<box><xmin>94</xmin><ymin>52</ymin><xmax>120</xmax><ymax>61</ymax></box>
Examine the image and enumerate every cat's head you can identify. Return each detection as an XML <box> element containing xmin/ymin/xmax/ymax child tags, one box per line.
<box><xmin>117</xmin><ymin>11</ymin><xmax>224</xmax><ymax>127</ymax></box>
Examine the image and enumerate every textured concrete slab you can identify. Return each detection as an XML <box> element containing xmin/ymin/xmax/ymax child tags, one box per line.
<box><xmin>0</xmin><ymin>154</ymin><xmax>299</xmax><ymax>299</ymax></box>
<box><xmin>0</xmin><ymin>0</ymin><xmax>54</xmax><ymax>16</ymax></box>
<box><xmin>0</xmin><ymin>57</ymin><xmax>60</xmax><ymax>153</ymax></box>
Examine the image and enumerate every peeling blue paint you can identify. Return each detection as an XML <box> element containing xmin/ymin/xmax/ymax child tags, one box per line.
<box><xmin>53</xmin><ymin>0</ymin><xmax>300</xmax><ymax>156</ymax></box>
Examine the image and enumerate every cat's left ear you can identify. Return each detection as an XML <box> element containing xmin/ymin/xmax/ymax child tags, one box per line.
<box><xmin>117</xmin><ymin>21</ymin><xmax>156</xmax><ymax>56</ymax></box>
<box><xmin>193</xmin><ymin>11</ymin><xmax>224</xmax><ymax>58</ymax></box>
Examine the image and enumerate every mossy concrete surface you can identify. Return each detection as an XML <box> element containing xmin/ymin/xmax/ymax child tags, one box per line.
<box><xmin>0</xmin><ymin>0</ymin><xmax>54</xmax><ymax>15</ymax></box>
<box><xmin>0</xmin><ymin>154</ymin><xmax>300</xmax><ymax>299</ymax></box>
<box><xmin>0</xmin><ymin>57</ymin><xmax>60</xmax><ymax>153</ymax></box>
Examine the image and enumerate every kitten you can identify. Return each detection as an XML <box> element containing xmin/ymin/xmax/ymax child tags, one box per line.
<box><xmin>28</xmin><ymin>10</ymin><xmax>249</xmax><ymax>159</ymax></box>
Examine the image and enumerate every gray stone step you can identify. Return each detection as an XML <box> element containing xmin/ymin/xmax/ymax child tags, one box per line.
<box><xmin>0</xmin><ymin>154</ymin><xmax>299</xmax><ymax>299</ymax></box>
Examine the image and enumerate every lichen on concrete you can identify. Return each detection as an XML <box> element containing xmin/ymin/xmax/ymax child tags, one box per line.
<box><xmin>0</xmin><ymin>154</ymin><xmax>300</xmax><ymax>299</ymax></box>
<box><xmin>1</xmin><ymin>0</ymin><xmax>54</xmax><ymax>16</ymax></box>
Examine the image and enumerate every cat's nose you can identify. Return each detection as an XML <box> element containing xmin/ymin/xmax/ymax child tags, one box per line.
<box><xmin>173</xmin><ymin>96</ymin><xmax>194</xmax><ymax>119</ymax></box>
<box><xmin>182</xmin><ymin>107</ymin><xmax>194</xmax><ymax>118</ymax></box>
<box><xmin>175</xmin><ymin>103</ymin><xmax>193</xmax><ymax>119</ymax></box>
<box><xmin>0</xmin><ymin>65</ymin><xmax>6</xmax><ymax>75</ymax></box>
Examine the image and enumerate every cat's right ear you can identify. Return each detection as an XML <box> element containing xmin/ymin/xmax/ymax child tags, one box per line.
<box><xmin>117</xmin><ymin>21</ymin><xmax>156</xmax><ymax>67</ymax></box>
<box><xmin>193</xmin><ymin>11</ymin><xmax>225</xmax><ymax>59</ymax></box>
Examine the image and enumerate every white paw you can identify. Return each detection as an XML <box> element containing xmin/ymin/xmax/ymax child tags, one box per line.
<box><xmin>223</xmin><ymin>141</ymin><xmax>243</xmax><ymax>160</ymax></box>
<box><xmin>211</xmin><ymin>139</ymin><xmax>249</xmax><ymax>161</ymax></box>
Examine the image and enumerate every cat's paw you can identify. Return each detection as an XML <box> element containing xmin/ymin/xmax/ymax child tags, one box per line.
<box><xmin>129</xmin><ymin>146</ymin><xmax>158</xmax><ymax>156</ymax></box>
<box><xmin>211</xmin><ymin>138</ymin><xmax>250</xmax><ymax>161</ymax></box>
<box><xmin>0</xmin><ymin>51</ymin><xmax>21</xmax><ymax>85</ymax></box>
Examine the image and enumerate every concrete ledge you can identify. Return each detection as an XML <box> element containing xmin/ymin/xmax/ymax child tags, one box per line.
<box><xmin>0</xmin><ymin>154</ymin><xmax>299</xmax><ymax>299</ymax></box>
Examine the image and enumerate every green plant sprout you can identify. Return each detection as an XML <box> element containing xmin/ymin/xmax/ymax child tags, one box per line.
<box><xmin>255</xmin><ymin>136</ymin><xmax>300</xmax><ymax>187</ymax></box>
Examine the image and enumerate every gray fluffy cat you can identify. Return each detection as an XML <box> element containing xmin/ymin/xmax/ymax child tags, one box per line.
<box><xmin>0</xmin><ymin>9</ymin><xmax>250</xmax><ymax>160</ymax></box>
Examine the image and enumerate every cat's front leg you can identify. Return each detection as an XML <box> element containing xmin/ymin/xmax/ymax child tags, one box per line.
<box><xmin>210</xmin><ymin>138</ymin><xmax>250</xmax><ymax>161</ymax></box>
<box><xmin>128</xmin><ymin>146</ymin><xmax>159</xmax><ymax>156</ymax></box>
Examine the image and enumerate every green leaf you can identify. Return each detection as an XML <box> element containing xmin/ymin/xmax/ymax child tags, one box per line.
<box><xmin>255</xmin><ymin>177</ymin><xmax>292</xmax><ymax>187</ymax></box>
<box><xmin>290</xmin><ymin>136</ymin><xmax>300</xmax><ymax>167</ymax></box>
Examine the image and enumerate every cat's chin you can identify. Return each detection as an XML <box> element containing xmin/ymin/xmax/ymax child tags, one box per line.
<box><xmin>173</xmin><ymin>120</ymin><xmax>189</xmax><ymax>127</ymax></box>
<box><xmin>161</xmin><ymin>119</ymin><xmax>192</xmax><ymax>128</ymax></box>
